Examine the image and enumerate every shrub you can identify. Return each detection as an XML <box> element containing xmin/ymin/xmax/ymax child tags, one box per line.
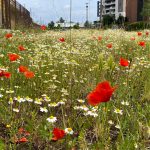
<box><xmin>73</xmin><ymin>23</ymin><xmax>80</xmax><ymax>29</ymax></box>
<box><xmin>125</xmin><ymin>21</ymin><xmax>150</xmax><ymax>31</ymax></box>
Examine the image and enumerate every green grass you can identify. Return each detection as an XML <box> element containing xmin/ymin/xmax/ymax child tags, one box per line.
<box><xmin>0</xmin><ymin>29</ymin><xmax>150</xmax><ymax>150</ymax></box>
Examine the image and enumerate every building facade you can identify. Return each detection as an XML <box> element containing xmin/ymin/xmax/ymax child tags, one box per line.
<box><xmin>101</xmin><ymin>0</ymin><xmax>144</xmax><ymax>22</ymax></box>
<box><xmin>102</xmin><ymin>0</ymin><xmax>126</xmax><ymax>19</ymax></box>
<box><xmin>0</xmin><ymin>0</ymin><xmax>32</xmax><ymax>29</ymax></box>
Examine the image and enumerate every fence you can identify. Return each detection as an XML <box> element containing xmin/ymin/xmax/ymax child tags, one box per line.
<box><xmin>0</xmin><ymin>0</ymin><xmax>32</xmax><ymax>29</ymax></box>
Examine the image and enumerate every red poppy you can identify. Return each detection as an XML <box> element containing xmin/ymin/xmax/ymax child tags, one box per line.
<box><xmin>138</xmin><ymin>41</ymin><xmax>146</xmax><ymax>47</ymax></box>
<box><xmin>3</xmin><ymin>72</ymin><xmax>11</xmax><ymax>78</ymax></box>
<box><xmin>15</xmin><ymin>137</ymin><xmax>28</xmax><ymax>143</ymax></box>
<box><xmin>87</xmin><ymin>81</ymin><xmax>116</xmax><ymax>106</ymax></box>
<box><xmin>98</xmin><ymin>36</ymin><xmax>102</xmax><ymax>41</ymax></box>
<box><xmin>0</xmin><ymin>70</ymin><xmax>6</xmax><ymax>77</ymax></box>
<box><xmin>137</xmin><ymin>32</ymin><xmax>142</xmax><ymax>36</ymax></box>
<box><xmin>41</xmin><ymin>25</ymin><xmax>46</xmax><ymax>30</ymax></box>
<box><xmin>8</xmin><ymin>54</ymin><xmax>20</xmax><ymax>61</ymax></box>
<box><xmin>18</xmin><ymin>128</ymin><xmax>25</xmax><ymax>134</ymax></box>
<box><xmin>120</xmin><ymin>58</ymin><xmax>129</xmax><ymax>67</ymax></box>
<box><xmin>130</xmin><ymin>37</ymin><xmax>135</xmax><ymax>41</ymax></box>
<box><xmin>24</xmin><ymin>71</ymin><xmax>35</xmax><ymax>78</ymax></box>
<box><xmin>24</xmin><ymin>131</ymin><xmax>30</xmax><ymax>136</ymax></box>
<box><xmin>18</xmin><ymin>127</ymin><xmax>30</xmax><ymax>136</ymax></box>
<box><xmin>18</xmin><ymin>45</ymin><xmax>25</xmax><ymax>51</ymax></box>
<box><xmin>0</xmin><ymin>70</ymin><xmax>11</xmax><ymax>78</ymax></box>
<box><xmin>59</xmin><ymin>38</ymin><xmax>65</xmax><ymax>42</ymax></box>
<box><xmin>0</xmin><ymin>70</ymin><xmax>4</xmax><ymax>77</ymax></box>
<box><xmin>19</xmin><ymin>137</ymin><xmax>28</xmax><ymax>143</ymax></box>
<box><xmin>52</xmin><ymin>128</ymin><xmax>66</xmax><ymax>141</ymax></box>
<box><xmin>107</xmin><ymin>43</ymin><xmax>112</xmax><ymax>48</ymax></box>
<box><xmin>19</xmin><ymin>66</ymin><xmax>28</xmax><ymax>73</ymax></box>
<box><xmin>146</xmin><ymin>31</ymin><xmax>149</xmax><ymax>36</ymax></box>
<box><xmin>5</xmin><ymin>33</ymin><xmax>12</xmax><ymax>39</ymax></box>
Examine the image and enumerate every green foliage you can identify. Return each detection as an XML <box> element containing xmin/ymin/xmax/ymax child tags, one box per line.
<box><xmin>103</xmin><ymin>15</ymin><xmax>114</xmax><ymax>26</ymax></box>
<box><xmin>0</xmin><ymin>140</ymin><xmax>5</xmax><ymax>150</ymax></box>
<box><xmin>56</xmin><ymin>24</ymin><xmax>61</xmax><ymax>29</ymax></box>
<box><xmin>73</xmin><ymin>23</ymin><xmax>80</xmax><ymax>29</ymax></box>
<box><xmin>84</xmin><ymin>21</ymin><xmax>90</xmax><ymax>28</ymax></box>
<box><xmin>48</xmin><ymin>21</ymin><xmax>55</xmax><ymax>30</ymax></box>
<box><xmin>141</xmin><ymin>0</ymin><xmax>150</xmax><ymax>17</ymax></box>
<box><xmin>59</xmin><ymin>17</ymin><xmax>65</xmax><ymax>23</ymax></box>
<box><xmin>0</xmin><ymin>29</ymin><xmax>150</xmax><ymax>149</ymax></box>
<box><xmin>125</xmin><ymin>21</ymin><xmax>150</xmax><ymax>31</ymax></box>
<box><xmin>116</xmin><ymin>15</ymin><xmax>125</xmax><ymax>25</ymax></box>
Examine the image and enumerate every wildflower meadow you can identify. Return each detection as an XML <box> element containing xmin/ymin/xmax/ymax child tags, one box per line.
<box><xmin>0</xmin><ymin>28</ymin><xmax>150</xmax><ymax>149</ymax></box>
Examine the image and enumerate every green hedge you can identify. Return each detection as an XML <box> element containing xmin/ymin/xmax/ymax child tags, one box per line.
<box><xmin>125</xmin><ymin>21</ymin><xmax>150</xmax><ymax>31</ymax></box>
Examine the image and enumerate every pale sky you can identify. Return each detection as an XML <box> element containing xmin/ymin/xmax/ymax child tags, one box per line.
<box><xmin>17</xmin><ymin>0</ymin><xmax>98</xmax><ymax>25</ymax></box>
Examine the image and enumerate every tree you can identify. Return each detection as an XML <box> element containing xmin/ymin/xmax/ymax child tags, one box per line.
<box><xmin>59</xmin><ymin>17</ymin><xmax>65</xmax><ymax>23</ymax></box>
<box><xmin>48</xmin><ymin>21</ymin><xmax>55</xmax><ymax>29</ymax></box>
<box><xmin>56</xmin><ymin>24</ymin><xmax>61</xmax><ymax>29</ymax></box>
<box><xmin>103</xmin><ymin>15</ymin><xmax>114</xmax><ymax>26</ymax></box>
<box><xmin>84</xmin><ymin>21</ymin><xmax>90</xmax><ymax>28</ymax></box>
<box><xmin>73</xmin><ymin>23</ymin><xmax>80</xmax><ymax>29</ymax></box>
<box><xmin>116</xmin><ymin>15</ymin><xmax>125</xmax><ymax>25</ymax></box>
<box><xmin>141</xmin><ymin>0</ymin><xmax>150</xmax><ymax>21</ymax></box>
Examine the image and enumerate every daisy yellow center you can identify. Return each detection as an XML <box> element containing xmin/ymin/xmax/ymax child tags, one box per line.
<box><xmin>68</xmin><ymin>128</ymin><xmax>72</xmax><ymax>132</ymax></box>
<box><xmin>6</xmin><ymin>124</ymin><xmax>11</xmax><ymax>128</ymax></box>
<box><xmin>9</xmin><ymin>98</ymin><xmax>13</xmax><ymax>102</ymax></box>
<box><xmin>50</xmin><ymin>116</ymin><xmax>54</xmax><ymax>119</ymax></box>
<box><xmin>116</xmin><ymin>109</ymin><xmax>121</xmax><ymax>113</ymax></box>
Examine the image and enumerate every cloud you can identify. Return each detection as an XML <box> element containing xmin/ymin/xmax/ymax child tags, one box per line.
<box><xmin>17</xmin><ymin>0</ymin><xmax>98</xmax><ymax>24</ymax></box>
<box><xmin>64</xmin><ymin>4</ymin><xmax>70</xmax><ymax>9</ymax></box>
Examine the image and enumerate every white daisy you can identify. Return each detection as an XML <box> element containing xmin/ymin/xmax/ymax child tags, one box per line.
<box><xmin>115</xmin><ymin>124</ymin><xmax>121</xmax><ymax>129</ymax></box>
<box><xmin>80</xmin><ymin>105</ymin><xmax>89</xmax><ymax>111</ymax></box>
<box><xmin>26</xmin><ymin>97</ymin><xmax>33</xmax><ymax>102</ymax></box>
<box><xmin>121</xmin><ymin>101</ymin><xmax>129</xmax><ymax>106</ymax></box>
<box><xmin>8</xmin><ymin>98</ymin><xmax>13</xmax><ymax>104</ymax></box>
<box><xmin>114</xmin><ymin>109</ymin><xmax>123</xmax><ymax>115</ymax></box>
<box><xmin>6</xmin><ymin>90</ymin><xmax>14</xmax><ymax>94</ymax></box>
<box><xmin>13</xmin><ymin>108</ymin><xmax>19</xmax><ymax>113</ymax></box>
<box><xmin>17</xmin><ymin>97</ymin><xmax>26</xmax><ymax>103</ymax></box>
<box><xmin>65</xmin><ymin>128</ymin><xmax>74</xmax><ymax>135</ymax></box>
<box><xmin>84</xmin><ymin>111</ymin><xmax>98</xmax><ymax>117</ymax></box>
<box><xmin>34</xmin><ymin>99</ymin><xmax>42</xmax><ymax>105</ymax></box>
<box><xmin>58</xmin><ymin>101</ymin><xmax>65</xmax><ymax>105</ymax></box>
<box><xmin>108</xmin><ymin>120</ymin><xmax>114</xmax><ymax>125</ymax></box>
<box><xmin>40</xmin><ymin>107</ymin><xmax>48</xmax><ymax>113</ymax></box>
<box><xmin>46</xmin><ymin>116</ymin><xmax>57</xmax><ymax>123</ymax></box>
<box><xmin>48</xmin><ymin>102</ymin><xmax>59</xmax><ymax>107</ymax></box>
<box><xmin>77</xmin><ymin>99</ymin><xmax>85</xmax><ymax>103</ymax></box>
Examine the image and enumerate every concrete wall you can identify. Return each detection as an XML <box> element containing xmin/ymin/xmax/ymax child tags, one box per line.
<box><xmin>11</xmin><ymin>11</ymin><xmax>15</xmax><ymax>29</ymax></box>
<box><xmin>0</xmin><ymin>0</ymin><xmax>32</xmax><ymax>29</ymax></box>
<box><xmin>0</xmin><ymin>0</ymin><xmax>2</xmax><ymax>27</ymax></box>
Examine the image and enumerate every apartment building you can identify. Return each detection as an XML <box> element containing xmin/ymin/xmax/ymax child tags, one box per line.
<box><xmin>102</xmin><ymin>0</ymin><xmax>126</xmax><ymax>19</ymax></box>
<box><xmin>101</xmin><ymin>0</ymin><xmax>144</xmax><ymax>22</ymax></box>
<box><xmin>126</xmin><ymin>0</ymin><xmax>144</xmax><ymax>22</ymax></box>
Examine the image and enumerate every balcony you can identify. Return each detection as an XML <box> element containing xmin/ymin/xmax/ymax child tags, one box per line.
<box><xmin>105</xmin><ymin>1</ymin><xmax>115</xmax><ymax>6</ymax></box>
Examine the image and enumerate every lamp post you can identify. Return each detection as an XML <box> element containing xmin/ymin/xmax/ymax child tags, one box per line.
<box><xmin>70</xmin><ymin>0</ymin><xmax>72</xmax><ymax>28</ymax></box>
<box><xmin>86</xmin><ymin>3</ymin><xmax>89</xmax><ymax>22</ymax></box>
